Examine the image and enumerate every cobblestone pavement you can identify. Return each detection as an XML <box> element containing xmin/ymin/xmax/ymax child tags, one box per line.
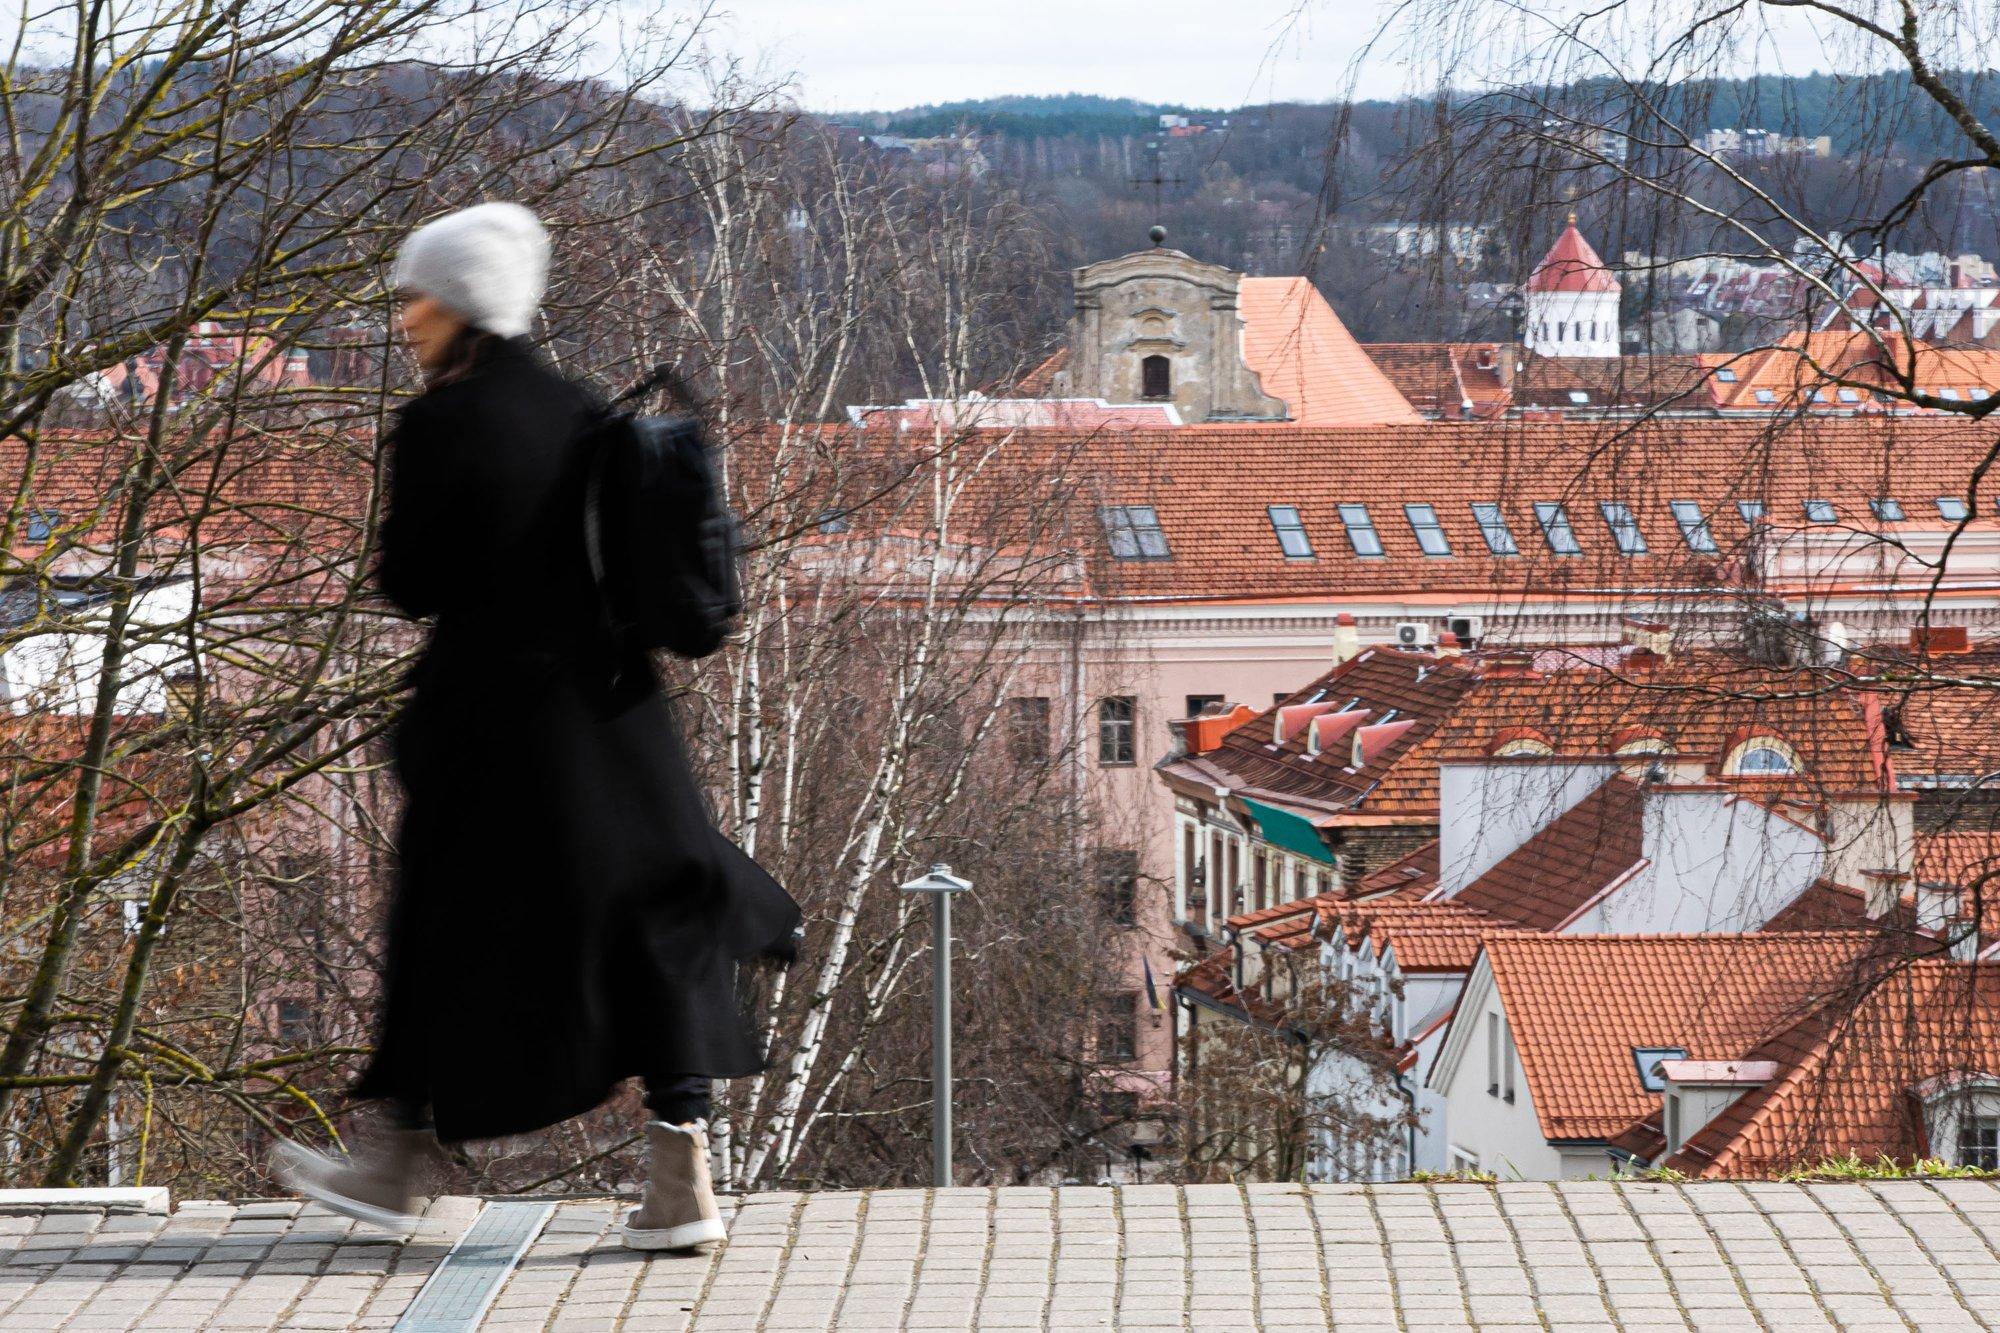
<box><xmin>0</xmin><ymin>1182</ymin><xmax>1997</xmax><ymax>1330</ymax></box>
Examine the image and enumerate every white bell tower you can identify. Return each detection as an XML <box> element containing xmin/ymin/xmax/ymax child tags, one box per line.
<box><xmin>1525</xmin><ymin>215</ymin><xmax>1620</xmax><ymax>358</ymax></box>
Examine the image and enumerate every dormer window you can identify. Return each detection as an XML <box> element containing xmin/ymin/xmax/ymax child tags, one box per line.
<box><xmin>1670</xmin><ymin>500</ymin><xmax>1718</xmax><ymax>554</ymax></box>
<box><xmin>1100</xmin><ymin>505</ymin><xmax>1170</xmax><ymax>560</ymax></box>
<box><xmin>1534</xmin><ymin>502</ymin><xmax>1582</xmax><ymax>555</ymax></box>
<box><xmin>1337</xmin><ymin>504</ymin><xmax>1385</xmax><ymax>557</ymax></box>
<box><xmin>1140</xmin><ymin>354</ymin><xmax>1171</xmax><ymax>400</ymax></box>
<box><xmin>1268</xmin><ymin>505</ymin><xmax>1314</xmax><ymax>558</ymax></box>
<box><xmin>1600</xmin><ymin>502</ymin><xmax>1647</xmax><ymax>555</ymax></box>
<box><xmin>1916</xmin><ymin>1073</ymin><xmax>2000</xmax><ymax>1170</ymax></box>
<box><xmin>1725</xmin><ymin>737</ymin><xmax>1800</xmax><ymax>776</ymax></box>
<box><xmin>1471</xmin><ymin>502</ymin><xmax>1519</xmax><ymax>555</ymax></box>
<box><xmin>1404</xmin><ymin>503</ymin><xmax>1452</xmax><ymax>556</ymax></box>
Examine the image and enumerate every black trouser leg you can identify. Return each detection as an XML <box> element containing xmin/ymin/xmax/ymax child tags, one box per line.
<box><xmin>643</xmin><ymin>1074</ymin><xmax>712</xmax><ymax>1126</ymax></box>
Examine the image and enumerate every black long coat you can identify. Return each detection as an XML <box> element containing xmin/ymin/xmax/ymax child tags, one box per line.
<box><xmin>353</xmin><ymin>338</ymin><xmax>799</xmax><ymax>1143</ymax></box>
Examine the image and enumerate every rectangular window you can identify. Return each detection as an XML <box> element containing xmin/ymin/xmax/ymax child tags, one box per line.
<box><xmin>1268</xmin><ymin>505</ymin><xmax>1314</xmax><ymax>558</ymax></box>
<box><xmin>1665</xmin><ymin>1092</ymin><xmax>1683</xmax><ymax>1152</ymax></box>
<box><xmin>1566</xmin><ymin>390</ymin><xmax>1590</xmax><ymax>405</ymax></box>
<box><xmin>1486</xmin><ymin>1012</ymin><xmax>1501</xmax><ymax>1096</ymax></box>
<box><xmin>1450</xmin><ymin>1148</ymin><xmax>1480</xmax><ymax>1174</ymax></box>
<box><xmin>1008</xmin><ymin>697</ymin><xmax>1050</xmax><ymax>766</ymax></box>
<box><xmin>1940</xmin><ymin>387</ymin><xmax>1962</xmax><ymax>401</ymax></box>
<box><xmin>1252</xmin><ymin>850</ymin><xmax>1268</xmax><ymax>912</ymax></box>
<box><xmin>1097</xmin><ymin>697</ymin><xmax>1136</xmax><ymax>766</ymax></box>
<box><xmin>1713</xmin><ymin>368</ymin><xmax>1738</xmax><ymax>383</ymax></box>
<box><xmin>1096</xmin><ymin>850</ymin><xmax>1139</xmax><ymax>928</ymax></box>
<box><xmin>1534</xmin><ymin>502</ymin><xmax>1582</xmax><ymax>555</ymax></box>
<box><xmin>277</xmin><ymin>1001</ymin><xmax>313</xmax><ymax>1048</ymax></box>
<box><xmin>1600</xmin><ymin>502</ymin><xmax>1648</xmax><ymax>554</ymax></box>
<box><xmin>23</xmin><ymin>509</ymin><xmax>58</xmax><ymax>543</ymax></box>
<box><xmin>1804</xmin><ymin>499</ymin><xmax>1838</xmax><ymax>524</ymax></box>
<box><xmin>1098</xmin><ymin>993</ymin><xmax>1137</xmax><ymax>1062</ymax></box>
<box><xmin>1337</xmin><ymin>503</ymin><xmax>1384</xmax><ymax>557</ymax></box>
<box><xmin>1871</xmin><ymin>498</ymin><xmax>1905</xmax><ymax>521</ymax></box>
<box><xmin>1501</xmin><ymin>1019</ymin><xmax>1516</xmax><ymax>1102</ymax></box>
<box><xmin>1670</xmin><ymin>500</ymin><xmax>1718</xmax><ymax>554</ymax></box>
<box><xmin>1960</xmin><ymin>1114</ymin><xmax>2000</xmax><ymax>1171</ymax></box>
<box><xmin>1185</xmin><ymin>694</ymin><xmax>1223</xmax><ymax>719</ymax></box>
<box><xmin>1470</xmin><ymin>503</ymin><xmax>1519</xmax><ymax>555</ymax></box>
<box><xmin>1737</xmin><ymin>500</ymin><xmax>1767</xmax><ymax>524</ymax></box>
<box><xmin>1753</xmin><ymin>388</ymin><xmax>1776</xmax><ymax>404</ymax></box>
<box><xmin>1837</xmin><ymin>387</ymin><xmax>1861</xmax><ymax>403</ymax></box>
<box><xmin>1938</xmin><ymin>497</ymin><xmax>1971</xmax><ymax>521</ymax></box>
<box><xmin>816</xmin><ymin>508</ymin><xmax>850</xmax><ymax>535</ymax></box>
<box><xmin>1404</xmin><ymin>503</ymin><xmax>1452</xmax><ymax>556</ymax></box>
<box><xmin>1100</xmin><ymin>505</ymin><xmax>1170</xmax><ymax>560</ymax></box>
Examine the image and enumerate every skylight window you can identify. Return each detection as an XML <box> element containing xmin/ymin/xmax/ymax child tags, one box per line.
<box><xmin>1803</xmin><ymin>499</ymin><xmax>1838</xmax><ymax>524</ymax></box>
<box><xmin>1600</xmin><ymin>502</ymin><xmax>1648</xmax><ymax>554</ymax></box>
<box><xmin>1938</xmin><ymin>497</ymin><xmax>1971</xmax><ymax>521</ymax></box>
<box><xmin>1737</xmin><ymin>500</ymin><xmax>1767</xmax><ymax>524</ymax></box>
<box><xmin>1713</xmin><ymin>368</ymin><xmax>1737</xmax><ymax>383</ymax></box>
<box><xmin>1404</xmin><ymin>504</ymin><xmax>1452</xmax><ymax>556</ymax></box>
<box><xmin>1567</xmin><ymin>390</ymin><xmax>1591</xmax><ymax>405</ymax></box>
<box><xmin>1099</xmin><ymin>505</ymin><xmax>1170</xmax><ymax>560</ymax></box>
<box><xmin>1837</xmin><ymin>388</ymin><xmax>1861</xmax><ymax>404</ymax></box>
<box><xmin>1632</xmin><ymin>1046</ymin><xmax>1688</xmax><ymax>1093</ymax></box>
<box><xmin>1753</xmin><ymin>388</ymin><xmax>1777</xmax><ymax>404</ymax></box>
<box><xmin>1871</xmin><ymin>498</ymin><xmax>1905</xmax><ymax>521</ymax></box>
<box><xmin>1940</xmin><ymin>387</ymin><xmax>1962</xmax><ymax>401</ymax></box>
<box><xmin>1337</xmin><ymin>503</ymin><xmax>1385</xmax><ymax>557</ymax></box>
<box><xmin>1470</xmin><ymin>503</ymin><xmax>1518</xmax><ymax>556</ymax></box>
<box><xmin>1670</xmin><ymin>501</ymin><xmax>1718</xmax><ymax>554</ymax></box>
<box><xmin>1267</xmin><ymin>505</ymin><xmax>1314</xmax><ymax>558</ymax></box>
<box><xmin>1534</xmin><ymin>502</ymin><xmax>1582</xmax><ymax>555</ymax></box>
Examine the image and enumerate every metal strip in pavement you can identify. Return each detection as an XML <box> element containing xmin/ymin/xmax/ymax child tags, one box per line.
<box><xmin>394</xmin><ymin>1200</ymin><xmax>553</xmax><ymax>1332</ymax></box>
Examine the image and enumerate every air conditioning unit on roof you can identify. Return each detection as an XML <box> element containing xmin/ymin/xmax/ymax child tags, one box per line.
<box><xmin>1393</xmin><ymin>621</ymin><xmax>1436</xmax><ymax>650</ymax></box>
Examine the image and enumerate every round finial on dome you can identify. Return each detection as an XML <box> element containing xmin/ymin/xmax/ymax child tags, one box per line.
<box><xmin>1148</xmin><ymin>224</ymin><xmax>1167</xmax><ymax>247</ymax></box>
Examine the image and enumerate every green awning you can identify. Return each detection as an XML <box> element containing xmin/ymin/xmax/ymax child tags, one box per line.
<box><xmin>1241</xmin><ymin>797</ymin><xmax>1334</xmax><ymax>864</ymax></box>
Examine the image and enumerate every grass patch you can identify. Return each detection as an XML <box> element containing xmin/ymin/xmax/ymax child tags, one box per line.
<box><xmin>1778</xmin><ymin>1154</ymin><xmax>2000</xmax><ymax>1182</ymax></box>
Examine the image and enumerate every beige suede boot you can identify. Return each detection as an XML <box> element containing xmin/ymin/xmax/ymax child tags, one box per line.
<box><xmin>271</xmin><ymin>1127</ymin><xmax>431</xmax><ymax>1232</ymax></box>
<box><xmin>621</xmin><ymin>1120</ymin><xmax>726</xmax><ymax>1252</ymax></box>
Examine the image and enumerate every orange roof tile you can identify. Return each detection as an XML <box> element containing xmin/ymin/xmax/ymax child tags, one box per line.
<box><xmin>1527</xmin><ymin>219</ymin><xmax>1620</xmax><ymax>294</ymax></box>
<box><xmin>1479</xmin><ymin>932</ymin><xmax>1892</xmax><ymax>1142</ymax></box>
<box><xmin>1449</xmin><ymin>777</ymin><xmax>1645</xmax><ymax>930</ymax></box>
<box><xmin>1236</xmin><ymin>278</ymin><xmax>1423</xmax><ymax>425</ymax></box>
<box><xmin>1664</xmin><ymin>961</ymin><xmax>2000</xmax><ymax>1177</ymax></box>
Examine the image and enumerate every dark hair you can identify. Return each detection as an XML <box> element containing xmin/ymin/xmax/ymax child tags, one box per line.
<box><xmin>425</xmin><ymin>325</ymin><xmax>508</xmax><ymax>388</ymax></box>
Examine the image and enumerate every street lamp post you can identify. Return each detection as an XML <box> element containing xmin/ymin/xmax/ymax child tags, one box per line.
<box><xmin>899</xmin><ymin>863</ymin><xmax>972</xmax><ymax>1187</ymax></box>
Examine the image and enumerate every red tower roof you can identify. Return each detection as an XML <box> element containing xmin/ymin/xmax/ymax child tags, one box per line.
<box><xmin>1527</xmin><ymin>216</ymin><xmax>1621</xmax><ymax>294</ymax></box>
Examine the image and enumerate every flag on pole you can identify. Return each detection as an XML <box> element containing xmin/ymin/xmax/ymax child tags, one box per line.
<box><xmin>1142</xmin><ymin>954</ymin><xmax>1162</xmax><ymax>1011</ymax></box>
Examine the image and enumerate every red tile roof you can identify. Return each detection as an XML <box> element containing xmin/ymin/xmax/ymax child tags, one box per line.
<box><xmin>1479</xmin><ymin>932</ymin><xmax>1893</xmax><ymax>1142</ymax></box>
<box><xmin>1159</xmin><ymin>648</ymin><xmax>1484</xmax><ymax>822</ymax></box>
<box><xmin>1664</xmin><ymin>961</ymin><xmax>2000</xmax><ymax>1177</ymax></box>
<box><xmin>1526</xmin><ymin>219</ymin><xmax>1620</xmax><ymax>294</ymax></box>
<box><xmin>1355</xmin><ymin>840</ymin><xmax>1441</xmax><ymax>899</ymax></box>
<box><xmin>1449</xmin><ymin>776</ymin><xmax>1645</xmax><ymax>930</ymax></box>
<box><xmin>1235</xmin><ymin>278</ymin><xmax>1423</xmax><ymax>425</ymax></box>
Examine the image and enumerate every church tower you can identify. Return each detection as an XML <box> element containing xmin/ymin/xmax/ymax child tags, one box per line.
<box><xmin>1524</xmin><ymin>215</ymin><xmax>1621</xmax><ymax>358</ymax></box>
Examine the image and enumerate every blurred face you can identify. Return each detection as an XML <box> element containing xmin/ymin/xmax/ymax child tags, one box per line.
<box><xmin>397</xmin><ymin>293</ymin><xmax>467</xmax><ymax>372</ymax></box>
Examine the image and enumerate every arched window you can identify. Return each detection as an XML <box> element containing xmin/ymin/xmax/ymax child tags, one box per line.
<box><xmin>1725</xmin><ymin>737</ymin><xmax>1800</xmax><ymax>776</ymax></box>
<box><xmin>1141</xmin><ymin>354</ymin><xmax>1171</xmax><ymax>400</ymax></box>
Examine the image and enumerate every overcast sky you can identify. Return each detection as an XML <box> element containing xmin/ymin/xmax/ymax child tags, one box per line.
<box><xmin>715</xmin><ymin>0</ymin><xmax>1404</xmax><ymax>113</ymax></box>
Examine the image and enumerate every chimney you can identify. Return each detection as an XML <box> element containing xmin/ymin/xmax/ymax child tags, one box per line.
<box><xmin>1910</xmin><ymin>624</ymin><xmax>1971</xmax><ymax>655</ymax></box>
<box><xmin>1332</xmin><ymin>613</ymin><xmax>1361</xmax><ymax>667</ymax></box>
<box><xmin>1621</xmin><ymin>617</ymin><xmax>1671</xmax><ymax>656</ymax></box>
<box><xmin>1183</xmin><ymin>703</ymin><xmax>1258</xmax><ymax>757</ymax></box>
<box><xmin>1915</xmin><ymin>883</ymin><xmax>1961</xmax><ymax>934</ymax></box>
<box><xmin>1436</xmin><ymin>631</ymin><xmax>1463</xmax><ymax>660</ymax></box>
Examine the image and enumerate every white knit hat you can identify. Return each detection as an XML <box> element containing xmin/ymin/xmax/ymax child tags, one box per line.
<box><xmin>391</xmin><ymin>202</ymin><xmax>549</xmax><ymax>338</ymax></box>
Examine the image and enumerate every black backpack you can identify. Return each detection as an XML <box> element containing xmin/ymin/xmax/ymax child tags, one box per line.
<box><xmin>582</xmin><ymin>364</ymin><xmax>743</xmax><ymax>659</ymax></box>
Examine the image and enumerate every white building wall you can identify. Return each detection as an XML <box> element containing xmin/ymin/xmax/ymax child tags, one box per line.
<box><xmin>1437</xmin><ymin>759</ymin><xmax>1618</xmax><ymax>896</ymax></box>
<box><xmin>1526</xmin><ymin>288</ymin><xmax>1620</xmax><ymax>357</ymax></box>
<box><xmin>1</xmin><ymin>582</ymin><xmax>194</xmax><ymax>716</ymax></box>
<box><xmin>1571</xmin><ymin>788</ymin><xmax>1825</xmax><ymax>934</ymax></box>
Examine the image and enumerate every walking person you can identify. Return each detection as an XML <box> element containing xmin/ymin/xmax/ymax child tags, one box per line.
<box><xmin>273</xmin><ymin>203</ymin><xmax>800</xmax><ymax>1253</ymax></box>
